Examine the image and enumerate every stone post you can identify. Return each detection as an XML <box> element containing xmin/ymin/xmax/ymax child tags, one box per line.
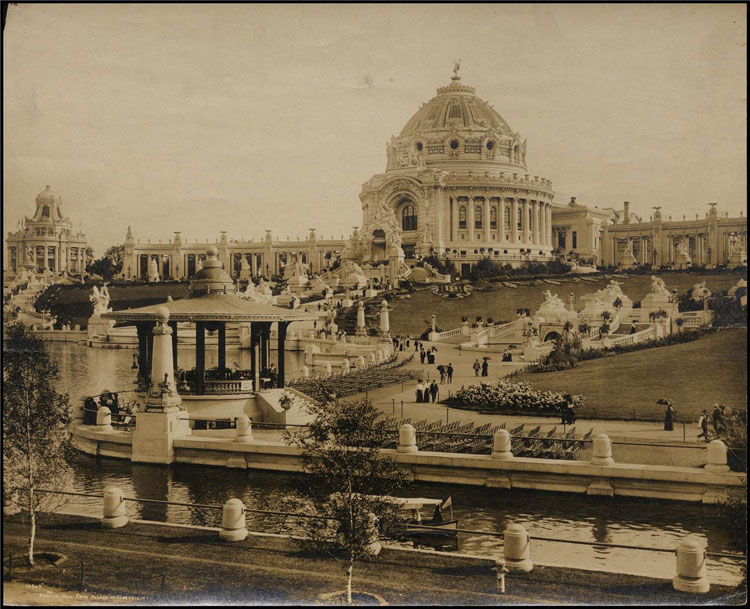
<box><xmin>324</xmin><ymin>361</ymin><xmax>332</xmax><ymax>375</ymax></box>
<box><xmin>96</xmin><ymin>406</ymin><xmax>113</xmax><ymax>432</ymax></box>
<box><xmin>705</xmin><ymin>440</ymin><xmax>730</xmax><ymax>473</ymax></box>
<box><xmin>234</xmin><ymin>415</ymin><xmax>253</xmax><ymax>443</ymax></box>
<box><xmin>503</xmin><ymin>523</ymin><xmax>533</xmax><ymax>572</ymax></box>
<box><xmin>491</xmin><ymin>429</ymin><xmax>513</xmax><ymax>460</ymax></box>
<box><xmin>379</xmin><ymin>300</ymin><xmax>390</xmax><ymax>336</ymax></box>
<box><xmin>219</xmin><ymin>498</ymin><xmax>248</xmax><ymax>542</ymax></box>
<box><xmin>397</xmin><ymin>424</ymin><xmax>418</xmax><ymax>453</ymax></box>
<box><xmin>131</xmin><ymin>306</ymin><xmax>189</xmax><ymax>464</ymax></box>
<box><xmin>356</xmin><ymin>301</ymin><xmax>367</xmax><ymax>336</ymax></box>
<box><xmin>301</xmin><ymin>365</ymin><xmax>310</xmax><ymax>378</ymax></box>
<box><xmin>341</xmin><ymin>358</ymin><xmax>350</xmax><ymax>373</ymax></box>
<box><xmin>357</xmin><ymin>355</ymin><xmax>366</xmax><ymax>368</ymax></box>
<box><xmin>591</xmin><ymin>434</ymin><xmax>614</xmax><ymax>466</ymax></box>
<box><xmin>673</xmin><ymin>537</ymin><xmax>710</xmax><ymax>593</ymax></box>
<box><xmin>101</xmin><ymin>486</ymin><xmax>128</xmax><ymax>529</ymax></box>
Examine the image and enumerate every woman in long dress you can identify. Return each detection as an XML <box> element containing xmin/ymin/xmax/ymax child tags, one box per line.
<box><xmin>664</xmin><ymin>404</ymin><xmax>676</xmax><ymax>431</ymax></box>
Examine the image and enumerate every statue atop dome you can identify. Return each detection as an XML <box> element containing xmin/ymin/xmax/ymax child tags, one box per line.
<box><xmin>452</xmin><ymin>58</ymin><xmax>461</xmax><ymax>80</ymax></box>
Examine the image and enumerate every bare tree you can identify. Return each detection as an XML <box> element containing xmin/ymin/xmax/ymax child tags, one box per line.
<box><xmin>3</xmin><ymin>321</ymin><xmax>74</xmax><ymax>565</ymax></box>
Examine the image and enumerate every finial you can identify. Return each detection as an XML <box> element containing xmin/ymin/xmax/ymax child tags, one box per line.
<box><xmin>452</xmin><ymin>59</ymin><xmax>461</xmax><ymax>80</ymax></box>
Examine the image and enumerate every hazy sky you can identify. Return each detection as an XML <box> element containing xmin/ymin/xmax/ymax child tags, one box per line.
<box><xmin>3</xmin><ymin>4</ymin><xmax>746</xmax><ymax>256</ymax></box>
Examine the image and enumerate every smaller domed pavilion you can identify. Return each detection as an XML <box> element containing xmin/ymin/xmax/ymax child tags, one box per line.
<box><xmin>103</xmin><ymin>246</ymin><xmax>316</xmax><ymax>394</ymax></box>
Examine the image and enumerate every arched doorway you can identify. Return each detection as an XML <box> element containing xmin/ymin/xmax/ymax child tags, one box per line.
<box><xmin>371</xmin><ymin>229</ymin><xmax>386</xmax><ymax>262</ymax></box>
<box><xmin>543</xmin><ymin>331</ymin><xmax>561</xmax><ymax>342</ymax></box>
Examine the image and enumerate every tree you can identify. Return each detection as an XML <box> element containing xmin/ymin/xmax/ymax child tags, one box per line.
<box><xmin>3</xmin><ymin>322</ymin><xmax>74</xmax><ymax>565</ymax></box>
<box><xmin>578</xmin><ymin>321</ymin><xmax>591</xmax><ymax>336</ymax></box>
<box><xmin>284</xmin><ymin>397</ymin><xmax>408</xmax><ymax>604</ymax></box>
<box><xmin>613</xmin><ymin>297</ymin><xmax>623</xmax><ymax>310</ymax></box>
<box><xmin>86</xmin><ymin>244</ymin><xmax>124</xmax><ymax>280</ymax></box>
<box><xmin>599</xmin><ymin>322</ymin><xmax>611</xmax><ymax>338</ymax></box>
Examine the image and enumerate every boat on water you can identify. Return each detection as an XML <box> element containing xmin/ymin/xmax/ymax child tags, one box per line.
<box><xmin>501</xmin><ymin>281</ymin><xmax>518</xmax><ymax>288</ymax></box>
<box><xmin>543</xmin><ymin>279</ymin><xmax>561</xmax><ymax>285</ymax></box>
<box><xmin>394</xmin><ymin>496</ymin><xmax>458</xmax><ymax>551</ymax></box>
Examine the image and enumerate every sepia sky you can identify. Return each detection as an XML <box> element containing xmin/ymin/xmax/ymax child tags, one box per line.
<box><xmin>3</xmin><ymin>3</ymin><xmax>746</xmax><ymax>256</ymax></box>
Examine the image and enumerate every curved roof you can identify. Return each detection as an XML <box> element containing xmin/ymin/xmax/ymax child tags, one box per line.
<box><xmin>102</xmin><ymin>293</ymin><xmax>317</xmax><ymax>323</ymax></box>
<box><xmin>399</xmin><ymin>78</ymin><xmax>513</xmax><ymax>138</ymax></box>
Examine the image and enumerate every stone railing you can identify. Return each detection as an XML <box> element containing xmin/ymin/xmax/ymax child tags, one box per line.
<box><xmin>179</xmin><ymin>379</ymin><xmax>254</xmax><ymax>395</ymax></box>
<box><xmin>436</xmin><ymin>327</ymin><xmax>463</xmax><ymax>340</ymax></box>
<box><xmin>679</xmin><ymin>311</ymin><xmax>714</xmax><ymax>327</ymax></box>
<box><xmin>489</xmin><ymin>317</ymin><xmax>526</xmax><ymax>339</ymax></box>
<box><xmin>608</xmin><ymin>328</ymin><xmax>654</xmax><ymax>347</ymax></box>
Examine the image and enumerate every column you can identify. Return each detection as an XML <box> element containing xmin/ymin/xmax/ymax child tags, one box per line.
<box><xmin>498</xmin><ymin>198</ymin><xmax>506</xmax><ymax>243</ymax></box>
<box><xmin>483</xmin><ymin>197</ymin><xmax>490</xmax><ymax>244</ymax></box>
<box><xmin>250</xmin><ymin>323</ymin><xmax>259</xmax><ymax>393</ymax></box>
<box><xmin>195</xmin><ymin>322</ymin><xmax>205</xmax><ymax>395</ymax></box>
<box><xmin>538</xmin><ymin>203</ymin><xmax>544</xmax><ymax>246</ymax></box>
<box><xmin>260</xmin><ymin>323</ymin><xmax>269</xmax><ymax>371</ymax></box>
<box><xmin>521</xmin><ymin>200</ymin><xmax>529</xmax><ymax>244</ymax></box>
<box><xmin>511</xmin><ymin>199</ymin><xmax>519</xmax><ymax>244</ymax></box>
<box><xmin>146</xmin><ymin>322</ymin><xmax>155</xmax><ymax>376</ymax></box>
<box><xmin>277</xmin><ymin>322</ymin><xmax>287</xmax><ymax>388</ymax></box>
<box><xmin>218</xmin><ymin>323</ymin><xmax>226</xmax><ymax>370</ymax></box>
<box><xmin>548</xmin><ymin>204</ymin><xmax>553</xmax><ymax>246</ymax></box>
<box><xmin>136</xmin><ymin>323</ymin><xmax>149</xmax><ymax>388</ymax></box>
<box><xmin>169</xmin><ymin>321</ymin><xmax>178</xmax><ymax>369</ymax></box>
<box><xmin>251</xmin><ymin>253</ymin><xmax>257</xmax><ymax>277</ymax></box>
<box><xmin>532</xmin><ymin>201</ymin><xmax>539</xmax><ymax>245</ymax></box>
<box><xmin>451</xmin><ymin>197</ymin><xmax>459</xmax><ymax>241</ymax></box>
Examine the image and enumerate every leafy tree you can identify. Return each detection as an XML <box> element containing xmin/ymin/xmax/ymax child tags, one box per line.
<box><xmin>562</xmin><ymin>321</ymin><xmax>573</xmax><ymax>334</ymax></box>
<box><xmin>613</xmin><ymin>297</ymin><xmax>623</xmax><ymax>310</ymax></box>
<box><xmin>601</xmin><ymin>310</ymin><xmax>612</xmax><ymax>322</ymax></box>
<box><xmin>578</xmin><ymin>321</ymin><xmax>591</xmax><ymax>336</ymax></box>
<box><xmin>284</xmin><ymin>398</ymin><xmax>408</xmax><ymax>604</ymax></box>
<box><xmin>86</xmin><ymin>244</ymin><xmax>124</xmax><ymax>280</ymax></box>
<box><xmin>3</xmin><ymin>322</ymin><xmax>74</xmax><ymax>565</ymax></box>
<box><xmin>599</xmin><ymin>322</ymin><xmax>611</xmax><ymax>338</ymax></box>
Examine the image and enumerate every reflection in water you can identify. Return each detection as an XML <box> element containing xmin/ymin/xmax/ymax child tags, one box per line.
<box><xmin>48</xmin><ymin>344</ymin><xmax>745</xmax><ymax>586</ymax></box>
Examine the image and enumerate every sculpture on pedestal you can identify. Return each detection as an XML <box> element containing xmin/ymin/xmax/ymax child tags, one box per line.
<box><xmin>90</xmin><ymin>285</ymin><xmax>112</xmax><ymax>315</ymax></box>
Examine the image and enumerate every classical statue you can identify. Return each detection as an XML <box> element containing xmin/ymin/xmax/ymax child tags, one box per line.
<box><xmin>240</xmin><ymin>256</ymin><xmax>251</xmax><ymax>271</ymax></box>
<box><xmin>541</xmin><ymin>290</ymin><xmax>565</xmax><ymax>308</ymax></box>
<box><xmin>90</xmin><ymin>284</ymin><xmax>112</xmax><ymax>315</ymax></box>
<box><xmin>149</xmin><ymin>258</ymin><xmax>160</xmax><ymax>281</ymax></box>
<box><xmin>676</xmin><ymin>239</ymin><xmax>690</xmax><ymax>257</ymax></box>
<box><xmin>452</xmin><ymin>58</ymin><xmax>461</xmax><ymax>78</ymax></box>
<box><xmin>650</xmin><ymin>275</ymin><xmax>671</xmax><ymax>297</ymax></box>
<box><xmin>26</xmin><ymin>246</ymin><xmax>34</xmax><ymax>263</ymax></box>
<box><xmin>624</xmin><ymin>240</ymin><xmax>634</xmax><ymax>257</ymax></box>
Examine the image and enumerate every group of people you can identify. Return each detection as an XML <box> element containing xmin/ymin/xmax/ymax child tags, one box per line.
<box><xmin>419</xmin><ymin>347</ymin><xmax>437</xmax><ymax>365</ymax></box>
<box><xmin>415</xmin><ymin>380</ymin><xmax>440</xmax><ymax>403</ymax></box>
<box><xmin>435</xmin><ymin>363</ymin><xmax>454</xmax><ymax>384</ymax></box>
<box><xmin>696</xmin><ymin>403</ymin><xmax>731</xmax><ymax>443</ymax></box>
<box><xmin>472</xmin><ymin>358</ymin><xmax>489</xmax><ymax>377</ymax></box>
<box><xmin>501</xmin><ymin>348</ymin><xmax>513</xmax><ymax>362</ymax></box>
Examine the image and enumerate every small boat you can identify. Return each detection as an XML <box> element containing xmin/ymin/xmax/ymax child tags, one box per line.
<box><xmin>394</xmin><ymin>496</ymin><xmax>458</xmax><ymax>551</ymax></box>
<box><xmin>580</xmin><ymin>276</ymin><xmax>599</xmax><ymax>282</ymax></box>
<box><xmin>502</xmin><ymin>281</ymin><xmax>518</xmax><ymax>288</ymax></box>
<box><xmin>543</xmin><ymin>279</ymin><xmax>561</xmax><ymax>285</ymax></box>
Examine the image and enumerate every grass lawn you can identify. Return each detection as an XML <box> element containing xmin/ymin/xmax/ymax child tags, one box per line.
<box><xmin>389</xmin><ymin>272</ymin><xmax>746</xmax><ymax>336</ymax></box>
<box><xmin>515</xmin><ymin>328</ymin><xmax>747</xmax><ymax>422</ymax></box>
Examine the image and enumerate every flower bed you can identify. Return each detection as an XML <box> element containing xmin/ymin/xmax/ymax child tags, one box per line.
<box><xmin>448</xmin><ymin>380</ymin><xmax>584</xmax><ymax>416</ymax></box>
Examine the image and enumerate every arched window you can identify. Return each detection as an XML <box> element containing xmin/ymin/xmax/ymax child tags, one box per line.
<box><xmin>490</xmin><ymin>206</ymin><xmax>498</xmax><ymax>229</ymax></box>
<box><xmin>504</xmin><ymin>205</ymin><xmax>511</xmax><ymax>228</ymax></box>
<box><xmin>402</xmin><ymin>204</ymin><xmax>417</xmax><ymax>231</ymax></box>
<box><xmin>42</xmin><ymin>206</ymin><xmax>50</xmax><ymax>218</ymax></box>
<box><xmin>458</xmin><ymin>206</ymin><xmax>467</xmax><ymax>229</ymax></box>
<box><xmin>517</xmin><ymin>204</ymin><xmax>523</xmax><ymax>232</ymax></box>
<box><xmin>475</xmin><ymin>205</ymin><xmax>483</xmax><ymax>229</ymax></box>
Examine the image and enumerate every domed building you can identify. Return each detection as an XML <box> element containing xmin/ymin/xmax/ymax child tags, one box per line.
<box><xmin>357</xmin><ymin>66</ymin><xmax>554</xmax><ymax>276</ymax></box>
<box><xmin>5</xmin><ymin>185</ymin><xmax>91</xmax><ymax>277</ymax></box>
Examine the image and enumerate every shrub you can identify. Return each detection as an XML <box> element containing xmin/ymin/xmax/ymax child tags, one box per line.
<box><xmin>451</xmin><ymin>380</ymin><xmax>584</xmax><ymax>416</ymax></box>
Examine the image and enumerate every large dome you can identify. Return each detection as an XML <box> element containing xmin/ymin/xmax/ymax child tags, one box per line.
<box><xmin>36</xmin><ymin>185</ymin><xmax>56</xmax><ymax>205</ymax></box>
<box><xmin>399</xmin><ymin>79</ymin><xmax>513</xmax><ymax>138</ymax></box>
<box><xmin>384</xmin><ymin>69</ymin><xmax>528</xmax><ymax>173</ymax></box>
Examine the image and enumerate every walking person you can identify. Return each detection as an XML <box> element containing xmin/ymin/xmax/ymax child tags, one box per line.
<box><xmin>447</xmin><ymin>363</ymin><xmax>454</xmax><ymax>383</ymax></box>
<box><xmin>430</xmin><ymin>380</ymin><xmax>439</xmax><ymax>403</ymax></box>
<box><xmin>712</xmin><ymin>403</ymin><xmax>723</xmax><ymax>435</ymax></box>
<box><xmin>416</xmin><ymin>380</ymin><xmax>424</xmax><ymax>403</ymax></box>
<box><xmin>473</xmin><ymin>359</ymin><xmax>481</xmax><ymax>376</ymax></box>
<box><xmin>697</xmin><ymin>410</ymin><xmax>711</xmax><ymax>443</ymax></box>
<box><xmin>663</xmin><ymin>401</ymin><xmax>676</xmax><ymax>431</ymax></box>
<box><xmin>427</xmin><ymin>350</ymin><xmax>435</xmax><ymax>365</ymax></box>
<box><xmin>420</xmin><ymin>350</ymin><xmax>426</xmax><ymax>365</ymax></box>
<box><xmin>437</xmin><ymin>364</ymin><xmax>446</xmax><ymax>384</ymax></box>
<box><xmin>481</xmin><ymin>358</ymin><xmax>489</xmax><ymax>377</ymax></box>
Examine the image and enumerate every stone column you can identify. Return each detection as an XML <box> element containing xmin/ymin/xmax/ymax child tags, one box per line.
<box><xmin>356</xmin><ymin>301</ymin><xmax>366</xmax><ymax>336</ymax></box>
<box><xmin>195</xmin><ymin>321</ymin><xmax>206</xmax><ymax>395</ymax></box>
<box><xmin>168</xmin><ymin>321</ymin><xmax>178</xmax><ymax>369</ymax></box>
<box><xmin>250</xmin><ymin>323</ymin><xmax>260</xmax><ymax>392</ymax></box>
<box><xmin>483</xmin><ymin>197</ymin><xmax>490</xmax><ymax>244</ymax></box>
<box><xmin>498</xmin><ymin>198</ymin><xmax>506</xmax><ymax>243</ymax></box>
<box><xmin>511</xmin><ymin>199</ymin><xmax>519</xmax><ymax>244</ymax></box>
<box><xmin>379</xmin><ymin>299</ymin><xmax>390</xmax><ymax>336</ymax></box>
<box><xmin>277</xmin><ymin>321</ymin><xmax>287</xmax><ymax>388</ymax></box>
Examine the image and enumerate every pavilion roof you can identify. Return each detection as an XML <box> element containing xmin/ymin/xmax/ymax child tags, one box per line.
<box><xmin>102</xmin><ymin>293</ymin><xmax>317</xmax><ymax>323</ymax></box>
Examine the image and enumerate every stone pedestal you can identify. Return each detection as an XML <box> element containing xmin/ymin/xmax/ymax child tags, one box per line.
<box><xmin>674</xmin><ymin>251</ymin><xmax>692</xmax><ymax>270</ymax></box>
<box><xmin>87</xmin><ymin>314</ymin><xmax>115</xmax><ymax>340</ymax></box>
<box><xmin>398</xmin><ymin>424</ymin><xmax>418</xmax><ymax>453</ymax></box>
<box><xmin>621</xmin><ymin>252</ymin><xmax>637</xmax><ymax>270</ymax></box>
<box><xmin>673</xmin><ymin>538</ymin><xmax>710</xmax><ymax>593</ymax></box>
<box><xmin>132</xmin><ymin>410</ymin><xmax>190</xmax><ymax>464</ymax></box>
<box><xmin>503</xmin><ymin>523</ymin><xmax>533</xmax><ymax>572</ymax></box>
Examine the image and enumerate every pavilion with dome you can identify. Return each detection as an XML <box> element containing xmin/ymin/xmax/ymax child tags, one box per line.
<box><xmin>103</xmin><ymin>246</ymin><xmax>317</xmax><ymax>395</ymax></box>
<box><xmin>5</xmin><ymin>185</ymin><xmax>91</xmax><ymax>277</ymax></box>
<box><xmin>355</xmin><ymin>65</ymin><xmax>555</xmax><ymax>276</ymax></box>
